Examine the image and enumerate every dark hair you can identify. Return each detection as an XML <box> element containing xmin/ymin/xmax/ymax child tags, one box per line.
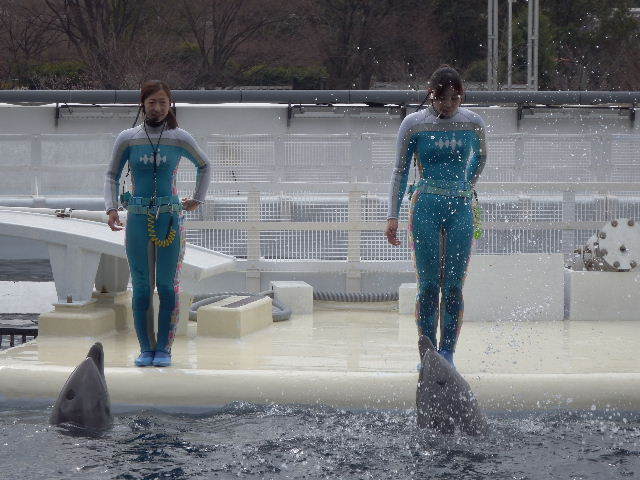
<box><xmin>418</xmin><ymin>64</ymin><xmax>465</xmax><ymax>109</ymax></box>
<box><xmin>428</xmin><ymin>64</ymin><xmax>464</xmax><ymax>98</ymax></box>
<box><xmin>140</xmin><ymin>80</ymin><xmax>178</xmax><ymax>129</ymax></box>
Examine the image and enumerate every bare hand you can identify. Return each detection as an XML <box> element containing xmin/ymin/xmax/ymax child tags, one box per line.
<box><xmin>182</xmin><ymin>197</ymin><xmax>201</xmax><ymax>212</ymax></box>
<box><xmin>385</xmin><ymin>218</ymin><xmax>401</xmax><ymax>246</ymax></box>
<box><xmin>107</xmin><ymin>210</ymin><xmax>123</xmax><ymax>231</ymax></box>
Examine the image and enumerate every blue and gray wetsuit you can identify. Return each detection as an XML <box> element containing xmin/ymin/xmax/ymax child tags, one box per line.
<box><xmin>388</xmin><ymin>106</ymin><xmax>486</xmax><ymax>353</ymax></box>
<box><xmin>105</xmin><ymin>123</ymin><xmax>211</xmax><ymax>354</ymax></box>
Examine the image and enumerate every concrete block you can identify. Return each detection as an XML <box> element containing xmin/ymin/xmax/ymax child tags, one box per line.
<box><xmin>197</xmin><ymin>295</ymin><xmax>272</xmax><ymax>337</ymax></box>
<box><xmin>465</xmin><ymin>254</ymin><xmax>564</xmax><ymax>322</ymax></box>
<box><xmin>38</xmin><ymin>300</ymin><xmax>116</xmax><ymax>336</ymax></box>
<box><xmin>398</xmin><ymin>283</ymin><xmax>417</xmax><ymax>315</ymax></box>
<box><xmin>92</xmin><ymin>290</ymin><xmax>133</xmax><ymax>332</ymax></box>
<box><xmin>565</xmin><ymin>269</ymin><xmax>640</xmax><ymax>321</ymax></box>
<box><xmin>270</xmin><ymin>281</ymin><xmax>313</xmax><ymax>314</ymax></box>
<box><xmin>397</xmin><ymin>254</ymin><xmax>565</xmax><ymax>322</ymax></box>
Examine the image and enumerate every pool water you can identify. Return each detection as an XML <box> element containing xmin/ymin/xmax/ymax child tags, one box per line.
<box><xmin>0</xmin><ymin>259</ymin><xmax>49</xmax><ymax>349</ymax></box>
<box><xmin>0</xmin><ymin>259</ymin><xmax>52</xmax><ymax>282</ymax></box>
<box><xmin>1</xmin><ymin>403</ymin><xmax>638</xmax><ymax>479</ymax></box>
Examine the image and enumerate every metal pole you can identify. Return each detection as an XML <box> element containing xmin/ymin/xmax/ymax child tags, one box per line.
<box><xmin>487</xmin><ymin>0</ymin><xmax>499</xmax><ymax>90</ymax></box>
<box><xmin>533</xmin><ymin>0</ymin><xmax>540</xmax><ymax>90</ymax></box>
<box><xmin>487</xmin><ymin>0</ymin><xmax>493</xmax><ymax>89</ymax></box>
<box><xmin>527</xmin><ymin>0</ymin><xmax>533</xmax><ymax>89</ymax></box>
<box><xmin>493</xmin><ymin>0</ymin><xmax>499</xmax><ymax>88</ymax></box>
<box><xmin>508</xmin><ymin>0</ymin><xmax>514</xmax><ymax>89</ymax></box>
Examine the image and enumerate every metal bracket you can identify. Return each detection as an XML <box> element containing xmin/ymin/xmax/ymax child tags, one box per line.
<box><xmin>286</xmin><ymin>104</ymin><xmax>294</xmax><ymax>128</ymax></box>
<box><xmin>54</xmin><ymin>102</ymin><xmax>73</xmax><ymax>127</ymax></box>
<box><xmin>516</xmin><ymin>104</ymin><xmax>535</xmax><ymax>129</ymax></box>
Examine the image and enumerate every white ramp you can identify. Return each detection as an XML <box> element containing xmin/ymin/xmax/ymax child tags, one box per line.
<box><xmin>0</xmin><ymin>209</ymin><xmax>236</xmax><ymax>304</ymax></box>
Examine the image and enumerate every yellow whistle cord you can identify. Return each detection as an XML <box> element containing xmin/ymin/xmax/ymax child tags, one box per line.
<box><xmin>147</xmin><ymin>212</ymin><xmax>177</xmax><ymax>247</ymax></box>
<box><xmin>143</xmin><ymin>120</ymin><xmax>176</xmax><ymax>247</ymax></box>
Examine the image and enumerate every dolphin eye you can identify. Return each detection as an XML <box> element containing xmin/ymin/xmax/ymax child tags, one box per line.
<box><xmin>66</xmin><ymin>389</ymin><xmax>76</xmax><ymax>400</ymax></box>
<box><xmin>436</xmin><ymin>380</ymin><xmax>446</xmax><ymax>387</ymax></box>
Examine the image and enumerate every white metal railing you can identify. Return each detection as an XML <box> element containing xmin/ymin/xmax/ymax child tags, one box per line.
<box><xmin>2</xmin><ymin>132</ymin><xmax>640</xmax><ymax>273</ymax></box>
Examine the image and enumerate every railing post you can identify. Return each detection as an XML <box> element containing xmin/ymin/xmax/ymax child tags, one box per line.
<box><xmin>592</xmin><ymin>133</ymin><xmax>611</xmax><ymax>183</ymax></box>
<box><xmin>274</xmin><ymin>134</ymin><xmax>285</xmax><ymax>184</ymax></box>
<box><xmin>30</xmin><ymin>134</ymin><xmax>42</xmax><ymax>197</ymax></box>
<box><xmin>514</xmin><ymin>133</ymin><xmax>525</xmax><ymax>182</ymax></box>
<box><xmin>347</xmin><ymin>190</ymin><xmax>362</xmax><ymax>293</ymax></box>
<box><xmin>246</xmin><ymin>190</ymin><xmax>261</xmax><ymax>292</ymax></box>
<box><xmin>562</xmin><ymin>190</ymin><xmax>576</xmax><ymax>255</ymax></box>
<box><xmin>604</xmin><ymin>193</ymin><xmax>619</xmax><ymax>223</ymax></box>
<box><xmin>360</xmin><ymin>134</ymin><xmax>373</xmax><ymax>183</ymax></box>
<box><xmin>351</xmin><ymin>133</ymin><xmax>366</xmax><ymax>183</ymax></box>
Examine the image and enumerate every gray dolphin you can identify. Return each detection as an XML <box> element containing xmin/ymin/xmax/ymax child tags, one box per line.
<box><xmin>416</xmin><ymin>337</ymin><xmax>488</xmax><ymax>435</ymax></box>
<box><xmin>50</xmin><ymin>342</ymin><xmax>113</xmax><ymax>430</ymax></box>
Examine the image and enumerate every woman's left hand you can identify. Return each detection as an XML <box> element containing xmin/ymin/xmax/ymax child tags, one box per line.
<box><xmin>182</xmin><ymin>198</ymin><xmax>201</xmax><ymax>212</ymax></box>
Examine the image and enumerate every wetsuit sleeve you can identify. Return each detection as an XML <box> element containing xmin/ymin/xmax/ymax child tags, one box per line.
<box><xmin>104</xmin><ymin>131</ymin><xmax>130</xmax><ymax>213</ymax></box>
<box><xmin>387</xmin><ymin>116</ymin><xmax>417</xmax><ymax>219</ymax></box>
<box><xmin>468</xmin><ymin>116</ymin><xmax>487</xmax><ymax>186</ymax></box>
<box><xmin>179</xmin><ymin>131</ymin><xmax>211</xmax><ymax>203</ymax></box>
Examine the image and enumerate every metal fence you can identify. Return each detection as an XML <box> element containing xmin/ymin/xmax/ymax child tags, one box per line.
<box><xmin>2</xmin><ymin>131</ymin><xmax>640</xmax><ymax>270</ymax></box>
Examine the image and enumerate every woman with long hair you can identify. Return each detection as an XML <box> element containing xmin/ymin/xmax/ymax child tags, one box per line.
<box><xmin>386</xmin><ymin>65</ymin><xmax>487</xmax><ymax>368</ymax></box>
<box><xmin>105</xmin><ymin>80</ymin><xmax>211</xmax><ymax>367</ymax></box>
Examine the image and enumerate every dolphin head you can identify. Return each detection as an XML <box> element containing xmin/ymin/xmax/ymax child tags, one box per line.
<box><xmin>416</xmin><ymin>341</ymin><xmax>488</xmax><ymax>435</ymax></box>
<box><xmin>50</xmin><ymin>342</ymin><xmax>113</xmax><ymax>431</ymax></box>
<box><xmin>87</xmin><ymin>342</ymin><xmax>104</xmax><ymax>377</ymax></box>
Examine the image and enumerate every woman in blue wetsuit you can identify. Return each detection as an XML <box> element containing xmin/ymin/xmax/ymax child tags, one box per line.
<box><xmin>105</xmin><ymin>80</ymin><xmax>211</xmax><ymax>367</ymax></box>
<box><xmin>386</xmin><ymin>65</ymin><xmax>487</xmax><ymax>368</ymax></box>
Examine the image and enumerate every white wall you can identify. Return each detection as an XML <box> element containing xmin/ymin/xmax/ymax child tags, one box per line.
<box><xmin>399</xmin><ymin>254</ymin><xmax>565</xmax><ymax>322</ymax></box>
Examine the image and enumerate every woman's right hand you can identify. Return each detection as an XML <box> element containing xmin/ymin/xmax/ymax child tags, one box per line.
<box><xmin>385</xmin><ymin>218</ymin><xmax>401</xmax><ymax>246</ymax></box>
<box><xmin>107</xmin><ymin>210</ymin><xmax>123</xmax><ymax>231</ymax></box>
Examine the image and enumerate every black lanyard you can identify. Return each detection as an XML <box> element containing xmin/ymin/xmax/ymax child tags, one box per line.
<box><xmin>143</xmin><ymin>121</ymin><xmax>166</xmax><ymax>201</ymax></box>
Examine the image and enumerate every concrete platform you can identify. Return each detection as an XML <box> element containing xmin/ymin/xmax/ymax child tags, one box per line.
<box><xmin>1</xmin><ymin>308</ymin><xmax>639</xmax><ymax>411</ymax></box>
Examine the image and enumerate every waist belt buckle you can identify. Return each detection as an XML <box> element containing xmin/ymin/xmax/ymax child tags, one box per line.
<box><xmin>149</xmin><ymin>197</ymin><xmax>160</xmax><ymax>220</ymax></box>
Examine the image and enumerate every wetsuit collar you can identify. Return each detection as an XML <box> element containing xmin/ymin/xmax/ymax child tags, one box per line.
<box><xmin>144</xmin><ymin>118</ymin><xmax>166</xmax><ymax>132</ymax></box>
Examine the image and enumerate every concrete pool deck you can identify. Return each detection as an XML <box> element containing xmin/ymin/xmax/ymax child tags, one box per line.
<box><xmin>1</xmin><ymin>304</ymin><xmax>639</xmax><ymax>411</ymax></box>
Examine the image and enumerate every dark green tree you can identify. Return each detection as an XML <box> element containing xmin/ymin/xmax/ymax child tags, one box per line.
<box><xmin>540</xmin><ymin>0</ymin><xmax>639</xmax><ymax>89</ymax></box>
<box><xmin>429</xmin><ymin>0</ymin><xmax>488</xmax><ymax>72</ymax></box>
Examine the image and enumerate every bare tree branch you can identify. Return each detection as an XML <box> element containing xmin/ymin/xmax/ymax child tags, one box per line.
<box><xmin>169</xmin><ymin>0</ymin><xmax>289</xmax><ymax>88</ymax></box>
<box><xmin>43</xmin><ymin>0</ymin><xmax>158</xmax><ymax>88</ymax></box>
